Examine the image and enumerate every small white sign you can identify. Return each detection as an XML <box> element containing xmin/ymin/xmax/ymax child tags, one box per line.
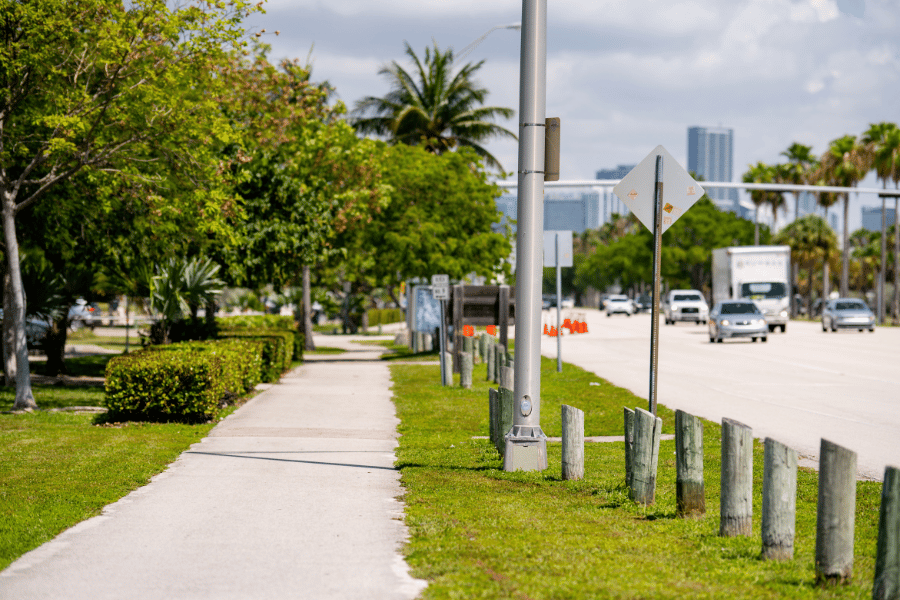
<box><xmin>613</xmin><ymin>145</ymin><xmax>704</xmax><ymax>234</ymax></box>
<box><xmin>543</xmin><ymin>231</ymin><xmax>573</xmax><ymax>267</ymax></box>
<box><xmin>431</xmin><ymin>274</ymin><xmax>449</xmax><ymax>300</ymax></box>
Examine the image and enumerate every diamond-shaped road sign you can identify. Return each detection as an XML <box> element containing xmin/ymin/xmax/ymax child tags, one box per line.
<box><xmin>613</xmin><ymin>145</ymin><xmax>704</xmax><ymax>234</ymax></box>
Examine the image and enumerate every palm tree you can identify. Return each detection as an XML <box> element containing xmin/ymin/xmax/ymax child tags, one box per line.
<box><xmin>818</xmin><ymin>135</ymin><xmax>870</xmax><ymax>297</ymax></box>
<box><xmin>774</xmin><ymin>214</ymin><xmax>838</xmax><ymax>316</ymax></box>
<box><xmin>861</xmin><ymin>122</ymin><xmax>900</xmax><ymax>323</ymax></box>
<box><xmin>351</xmin><ymin>42</ymin><xmax>516</xmax><ymax>172</ymax></box>
<box><xmin>814</xmin><ymin>189</ymin><xmax>841</xmax><ymax>300</ymax></box>
<box><xmin>743</xmin><ymin>162</ymin><xmax>778</xmax><ymax>245</ymax></box>
<box><xmin>779</xmin><ymin>143</ymin><xmax>819</xmax><ymax>219</ymax></box>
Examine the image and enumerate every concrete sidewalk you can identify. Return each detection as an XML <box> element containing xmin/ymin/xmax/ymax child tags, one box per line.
<box><xmin>1</xmin><ymin>336</ymin><xmax>427</xmax><ymax>600</ymax></box>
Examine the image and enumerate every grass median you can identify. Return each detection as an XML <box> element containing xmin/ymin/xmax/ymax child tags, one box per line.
<box><xmin>391</xmin><ymin>356</ymin><xmax>881</xmax><ymax>599</ymax></box>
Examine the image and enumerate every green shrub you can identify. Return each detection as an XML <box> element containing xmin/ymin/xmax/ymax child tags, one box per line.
<box><xmin>217</xmin><ymin>315</ymin><xmax>303</xmax><ymax>362</ymax></box>
<box><xmin>218</xmin><ymin>329</ymin><xmax>294</xmax><ymax>382</ymax></box>
<box><xmin>367</xmin><ymin>307</ymin><xmax>404</xmax><ymax>327</ymax></box>
<box><xmin>145</xmin><ymin>340</ymin><xmax>263</xmax><ymax>395</ymax></box>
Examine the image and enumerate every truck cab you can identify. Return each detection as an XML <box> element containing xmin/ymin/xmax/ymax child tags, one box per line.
<box><xmin>712</xmin><ymin>246</ymin><xmax>791</xmax><ymax>333</ymax></box>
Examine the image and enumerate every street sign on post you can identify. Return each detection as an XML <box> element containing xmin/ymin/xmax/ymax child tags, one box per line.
<box><xmin>543</xmin><ymin>231</ymin><xmax>572</xmax><ymax>373</ymax></box>
<box><xmin>432</xmin><ymin>275</ymin><xmax>450</xmax><ymax>386</ymax></box>
<box><xmin>614</xmin><ymin>146</ymin><xmax>703</xmax><ymax>416</ymax></box>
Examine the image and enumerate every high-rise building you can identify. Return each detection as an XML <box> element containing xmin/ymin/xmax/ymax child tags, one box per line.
<box><xmin>595</xmin><ymin>165</ymin><xmax>635</xmax><ymax>180</ymax></box>
<box><xmin>495</xmin><ymin>191</ymin><xmax>601</xmax><ymax>234</ymax></box>
<box><xmin>862</xmin><ymin>205</ymin><xmax>897</xmax><ymax>232</ymax></box>
<box><xmin>687</xmin><ymin>126</ymin><xmax>739</xmax><ymax>213</ymax></box>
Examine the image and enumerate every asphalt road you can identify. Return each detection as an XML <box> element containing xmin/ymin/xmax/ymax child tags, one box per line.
<box><xmin>541</xmin><ymin>309</ymin><xmax>900</xmax><ymax>481</ymax></box>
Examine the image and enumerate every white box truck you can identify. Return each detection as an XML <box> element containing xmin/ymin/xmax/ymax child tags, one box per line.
<box><xmin>712</xmin><ymin>245</ymin><xmax>791</xmax><ymax>333</ymax></box>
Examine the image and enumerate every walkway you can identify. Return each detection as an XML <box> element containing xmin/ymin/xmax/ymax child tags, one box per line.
<box><xmin>0</xmin><ymin>335</ymin><xmax>427</xmax><ymax>600</ymax></box>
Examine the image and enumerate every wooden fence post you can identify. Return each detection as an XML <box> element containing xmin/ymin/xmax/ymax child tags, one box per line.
<box><xmin>762</xmin><ymin>438</ymin><xmax>797</xmax><ymax>560</ymax></box>
<box><xmin>460</xmin><ymin>353</ymin><xmax>473</xmax><ymax>389</ymax></box>
<box><xmin>631</xmin><ymin>407</ymin><xmax>661</xmax><ymax>505</ymax></box>
<box><xmin>489</xmin><ymin>388</ymin><xmax>499</xmax><ymax>453</ymax></box>
<box><xmin>493</xmin><ymin>343</ymin><xmax>503</xmax><ymax>384</ymax></box>
<box><xmin>874</xmin><ymin>465</ymin><xmax>900</xmax><ymax>599</ymax></box>
<box><xmin>675</xmin><ymin>410</ymin><xmax>705</xmax><ymax>517</ymax></box>
<box><xmin>498</xmin><ymin>386</ymin><xmax>514</xmax><ymax>457</ymax></box>
<box><xmin>624</xmin><ymin>408</ymin><xmax>635</xmax><ymax>490</ymax></box>
<box><xmin>485</xmin><ymin>338</ymin><xmax>495</xmax><ymax>382</ymax></box>
<box><xmin>501</xmin><ymin>366</ymin><xmax>514</xmax><ymax>391</ymax></box>
<box><xmin>816</xmin><ymin>438</ymin><xmax>857</xmax><ymax>585</ymax></box>
<box><xmin>561</xmin><ymin>405</ymin><xmax>584</xmax><ymax>481</ymax></box>
<box><xmin>479</xmin><ymin>333</ymin><xmax>488</xmax><ymax>365</ymax></box>
<box><xmin>442</xmin><ymin>351</ymin><xmax>452</xmax><ymax>386</ymax></box>
<box><xmin>720</xmin><ymin>418</ymin><xmax>753</xmax><ymax>537</ymax></box>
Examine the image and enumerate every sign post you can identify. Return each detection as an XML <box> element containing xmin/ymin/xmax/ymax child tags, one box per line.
<box><xmin>614</xmin><ymin>146</ymin><xmax>703</xmax><ymax>415</ymax></box>
<box><xmin>543</xmin><ymin>231</ymin><xmax>573</xmax><ymax>373</ymax></box>
<box><xmin>432</xmin><ymin>274</ymin><xmax>450</xmax><ymax>386</ymax></box>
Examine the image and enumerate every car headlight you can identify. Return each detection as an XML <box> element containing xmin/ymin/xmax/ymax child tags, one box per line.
<box><xmin>780</xmin><ymin>310</ymin><xmax>787</xmax><ymax>317</ymax></box>
<box><xmin>754</xmin><ymin>319</ymin><xmax>765</xmax><ymax>325</ymax></box>
<box><xmin>720</xmin><ymin>319</ymin><xmax>730</xmax><ymax>326</ymax></box>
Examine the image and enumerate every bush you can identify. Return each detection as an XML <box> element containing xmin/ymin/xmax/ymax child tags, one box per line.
<box><xmin>217</xmin><ymin>315</ymin><xmax>303</xmax><ymax>362</ymax></box>
<box><xmin>103</xmin><ymin>339</ymin><xmax>263</xmax><ymax>422</ymax></box>
<box><xmin>218</xmin><ymin>329</ymin><xmax>294</xmax><ymax>382</ymax></box>
<box><xmin>367</xmin><ymin>307</ymin><xmax>404</xmax><ymax>327</ymax></box>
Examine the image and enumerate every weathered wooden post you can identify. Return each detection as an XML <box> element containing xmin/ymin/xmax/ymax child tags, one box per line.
<box><xmin>815</xmin><ymin>438</ymin><xmax>857</xmax><ymax>585</ymax></box>
<box><xmin>630</xmin><ymin>407</ymin><xmax>661</xmax><ymax>505</ymax></box>
<box><xmin>762</xmin><ymin>438</ymin><xmax>797</xmax><ymax>560</ymax></box>
<box><xmin>460</xmin><ymin>353</ymin><xmax>473</xmax><ymax>389</ymax></box>
<box><xmin>493</xmin><ymin>343</ymin><xmax>503</xmax><ymax>384</ymax></box>
<box><xmin>479</xmin><ymin>333</ymin><xmax>488</xmax><ymax>364</ymax></box>
<box><xmin>464</xmin><ymin>335</ymin><xmax>475</xmax><ymax>362</ymax></box>
<box><xmin>874</xmin><ymin>465</ymin><xmax>900</xmax><ymax>600</ymax></box>
<box><xmin>624</xmin><ymin>407</ymin><xmax>635</xmax><ymax>489</ymax></box>
<box><xmin>498</xmin><ymin>386</ymin><xmax>514</xmax><ymax>457</ymax></box>
<box><xmin>720</xmin><ymin>418</ymin><xmax>753</xmax><ymax>537</ymax></box>
<box><xmin>675</xmin><ymin>410</ymin><xmax>705</xmax><ymax>517</ymax></box>
<box><xmin>442</xmin><ymin>351</ymin><xmax>452</xmax><ymax>386</ymax></box>
<box><xmin>561</xmin><ymin>405</ymin><xmax>584</xmax><ymax>481</ymax></box>
<box><xmin>500</xmin><ymin>365</ymin><xmax>514</xmax><ymax>391</ymax></box>
<box><xmin>485</xmin><ymin>338</ymin><xmax>495</xmax><ymax>382</ymax></box>
<box><xmin>489</xmin><ymin>388</ymin><xmax>500</xmax><ymax>452</ymax></box>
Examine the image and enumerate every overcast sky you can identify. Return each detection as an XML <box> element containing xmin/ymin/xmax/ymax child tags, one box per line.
<box><xmin>245</xmin><ymin>0</ymin><xmax>898</xmax><ymax>231</ymax></box>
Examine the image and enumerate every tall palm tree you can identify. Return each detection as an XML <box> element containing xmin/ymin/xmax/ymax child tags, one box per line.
<box><xmin>743</xmin><ymin>162</ymin><xmax>778</xmax><ymax>245</ymax></box>
<box><xmin>861</xmin><ymin>122</ymin><xmax>900</xmax><ymax>323</ymax></box>
<box><xmin>774</xmin><ymin>214</ymin><xmax>837</xmax><ymax>316</ymax></box>
<box><xmin>351</xmin><ymin>41</ymin><xmax>516</xmax><ymax>172</ymax></box>
<box><xmin>779</xmin><ymin>142</ymin><xmax>819</xmax><ymax>219</ymax></box>
<box><xmin>818</xmin><ymin>135</ymin><xmax>870</xmax><ymax>297</ymax></box>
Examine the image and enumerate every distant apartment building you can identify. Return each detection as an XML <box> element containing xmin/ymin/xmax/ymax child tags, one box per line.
<box><xmin>687</xmin><ymin>126</ymin><xmax>740</xmax><ymax>213</ymax></box>
<box><xmin>861</xmin><ymin>205</ymin><xmax>897</xmax><ymax>232</ymax></box>
<box><xmin>595</xmin><ymin>165</ymin><xmax>635</xmax><ymax>180</ymax></box>
<box><xmin>495</xmin><ymin>191</ymin><xmax>601</xmax><ymax>234</ymax></box>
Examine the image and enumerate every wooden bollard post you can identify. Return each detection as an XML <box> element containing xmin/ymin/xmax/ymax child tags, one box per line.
<box><xmin>816</xmin><ymin>438</ymin><xmax>857</xmax><ymax>585</ymax></box>
<box><xmin>442</xmin><ymin>351</ymin><xmax>452</xmax><ymax>386</ymax></box>
<box><xmin>479</xmin><ymin>333</ymin><xmax>488</xmax><ymax>364</ymax></box>
<box><xmin>493</xmin><ymin>344</ymin><xmax>503</xmax><ymax>384</ymax></box>
<box><xmin>561</xmin><ymin>405</ymin><xmax>584</xmax><ymax>481</ymax></box>
<box><xmin>762</xmin><ymin>438</ymin><xmax>797</xmax><ymax>560</ymax></box>
<box><xmin>485</xmin><ymin>339</ymin><xmax>495</xmax><ymax>382</ymax></box>
<box><xmin>460</xmin><ymin>353</ymin><xmax>473</xmax><ymax>389</ymax></box>
<box><xmin>624</xmin><ymin>408</ymin><xmax>635</xmax><ymax>490</ymax></box>
<box><xmin>500</xmin><ymin>366</ymin><xmax>514</xmax><ymax>391</ymax></box>
<box><xmin>720</xmin><ymin>418</ymin><xmax>753</xmax><ymax>537</ymax></box>
<box><xmin>498</xmin><ymin>386</ymin><xmax>514</xmax><ymax>457</ymax></box>
<box><xmin>464</xmin><ymin>335</ymin><xmax>474</xmax><ymax>360</ymax></box>
<box><xmin>874</xmin><ymin>465</ymin><xmax>900</xmax><ymax>599</ymax></box>
<box><xmin>675</xmin><ymin>410</ymin><xmax>705</xmax><ymax>517</ymax></box>
<box><xmin>631</xmin><ymin>407</ymin><xmax>661</xmax><ymax>505</ymax></box>
<box><xmin>488</xmin><ymin>388</ymin><xmax>499</xmax><ymax>453</ymax></box>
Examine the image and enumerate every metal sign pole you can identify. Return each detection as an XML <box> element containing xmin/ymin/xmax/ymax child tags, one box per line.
<box><xmin>439</xmin><ymin>298</ymin><xmax>447</xmax><ymax>386</ymax></box>
<box><xmin>649</xmin><ymin>155</ymin><xmax>663</xmax><ymax>416</ymax></box>
<box><xmin>556</xmin><ymin>232</ymin><xmax>562</xmax><ymax>373</ymax></box>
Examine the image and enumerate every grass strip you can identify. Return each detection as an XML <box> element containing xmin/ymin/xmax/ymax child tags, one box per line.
<box><xmin>391</xmin><ymin>357</ymin><xmax>881</xmax><ymax>599</ymax></box>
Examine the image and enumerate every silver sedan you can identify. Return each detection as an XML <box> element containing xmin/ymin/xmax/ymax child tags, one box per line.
<box><xmin>821</xmin><ymin>298</ymin><xmax>875</xmax><ymax>332</ymax></box>
<box><xmin>708</xmin><ymin>301</ymin><xmax>768</xmax><ymax>343</ymax></box>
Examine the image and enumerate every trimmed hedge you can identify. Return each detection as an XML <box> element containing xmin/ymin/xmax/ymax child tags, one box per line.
<box><xmin>217</xmin><ymin>329</ymin><xmax>293</xmax><ymax>383</ymax></box>
<box><xmin>103</xmin><ymin>339</ymin><xmax>263</xmax><ymax>422</ymax></box>
<box><xmin>367</xmin><ymin>307</ymin><xmax>404</xmax><ymax>327</ymax></box>
<box><xmin>217</xmin><ymin>315</ymin><xmax>304</xmax><ymax>362</ymax></box>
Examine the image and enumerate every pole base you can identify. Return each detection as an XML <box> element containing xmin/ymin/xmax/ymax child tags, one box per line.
<box><xmin>503</xmin><ymin>425</ymin><xmax>548</xmax><ymax>472</ymax></box>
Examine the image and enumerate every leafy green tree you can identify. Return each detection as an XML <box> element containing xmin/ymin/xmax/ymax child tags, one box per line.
<box><xmin>774</xmin><ymin>215</ymin><xmax>838</xmax><ymax>316</ymax></box>
<box><xmin>351</xmin><ymin>42</ymin><xmax>516</xmax><ymax>172</ymax></box>
<box><xmin>0</xmin><ymin>0</ymin><xmax>254</xmax><ymax>409</ymax></box>
<box><xmin>818</xmin><ymin>135</ymin><xmax>870</xmax><ymax>296</ymax></box>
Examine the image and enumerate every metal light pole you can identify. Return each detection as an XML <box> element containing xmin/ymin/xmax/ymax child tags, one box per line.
<box><xmin>504</xmin><ymin>0</ymin><xmax>548</xmax><ymax>472</ymax></box>
<box><xmin>454</xmin><ymin>23</ymin><xmax>521</xmax><ymax>66</ymax></box>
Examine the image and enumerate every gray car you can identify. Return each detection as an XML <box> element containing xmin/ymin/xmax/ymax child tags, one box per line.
<box><xmin>708</xmin><ymin>300</ymin><xmax>768</xmax><ymax>343</ymax></box>
<box><xmin>821</xmin><ymin>298</ymin><xmax>875</xmax><ymax>332</ymax></box>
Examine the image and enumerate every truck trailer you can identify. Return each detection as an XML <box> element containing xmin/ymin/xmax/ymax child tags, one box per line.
<box><xmin>711</xmin><ymin>245</ymin><xmax>791</xmax><ymax>332</ymax></box>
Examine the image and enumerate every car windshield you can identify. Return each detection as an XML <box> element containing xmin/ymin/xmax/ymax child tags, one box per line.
<box><xmin>835</xmin><ymin>300</ymin><xmax>868</xmax><ymax>311</ymax></box>
<box><xmin>740</xmin><ymin>282</ymin><xmax>786</xmax><ymax>299</ymax></box>
<box><xmin>720</xmin><ymin>302</ymin><xmax>759</xmax><ymax>315</ymax></box>
<box><xmin>673</xmin><ymin>294</ymin><xmax>702</xmax><ymax>302</ymax></box>
<box><xmin>609</xmin><ymin>297</ymin><xmax>628</xmax><ymax>303</ymax></box>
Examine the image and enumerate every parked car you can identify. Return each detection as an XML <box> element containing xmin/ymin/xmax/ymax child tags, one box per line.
<box><xmin>821</xmin><ymin>298</ymin><xmax>875</xmax><ymax>332</ymax></box>
<box><xmin>68</xmin><ymin>299</ymin><xmax>98</xmax><ymax>330</ymax></box>
<box><xmin>634</xmin><ymin>293</ymin><xmax>653</xmax><ymax>313</ymax></box>
<box><xmin>0</xmin><ymin>309</ymin><xmax>50</xmax><ymax>352</ymax></box>
<box><xmin>708</xmin><ymin>300</ymin><xmax>768</xmax><ymax>343</ymax></box>
<box><xmin>605</xmin><ymin>295</ymin><xmax>634</xmax><ymax>317</ymax></box>
<box><xmin>663</xmin><ymin>289</ymin><xmax>709</xmax><ymax>325</ymax></box>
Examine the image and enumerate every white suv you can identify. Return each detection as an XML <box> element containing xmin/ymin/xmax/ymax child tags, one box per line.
<box><xmin>664</xmin><ymin>290</ymin><xmax>709</xmax><ymax>325</ymax></box>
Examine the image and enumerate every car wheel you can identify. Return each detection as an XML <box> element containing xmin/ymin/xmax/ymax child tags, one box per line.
<box><xmin>752</xmin><ymin>337</ymin><xmax>757</xmax><ymax>343</ymax></box>
<box><xmin>762</xmin><ymin>336</ymin><xmax>767</xmax><ymax>342</ymax></box>
<box><xmin>716</xmin><ymin>337</ymin><xmax>723</xmax><ymax>343</ymax></box>
<box><xmin>780</xmin><ymin>324</ymin><xmax>786</xmax><ymax>333</ymax></box>
<box><xmin>709</xmin><ymin>336</ymin><xmax>715</xmax><ymax>343</ymax></box>
<box><xmin>831</xmin><ymin>326</ymin><xmax>837</xmax><ymax>332</ymax></box>
<box><xmin>869</xmin><ymin>328</ymin><xmax>875</xmax><ymax>332</ymax></box>
<box><xmin>767</xmin><ymin>324</ymin><xmax>776</xmax><ymax>333</ymax></box>
<box><xmin>822</xmin><ymin>322</ymin><xmax>827</xmax><ymax>332</ymax></box>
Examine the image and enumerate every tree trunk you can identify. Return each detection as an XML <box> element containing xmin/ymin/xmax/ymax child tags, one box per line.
<box><xmin>3</xmin><ymin>270</ymin><xmax>16</xmax><ymax>386</ymax></box>
<box><xmin>43</xmin><ymin>315</ymin><xmax>70</xmax><ymax>376</ymax></box>
<box><xmin>302</xmin><ymin>265</ymin><xmax>315</xmax><ymax>351</ymax></box>
<box><xmin>841</xmin><ymin>193</ymin><xmax>850</xmax><ymax>297</ymax></box>
<box><xmin>2</xmin><ymin>197</ymin><xmax>37</xmax><ymax>410</ymax></box>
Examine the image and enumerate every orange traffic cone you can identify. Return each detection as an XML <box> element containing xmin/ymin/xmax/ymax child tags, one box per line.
<box><xmin>543</xmin><ymin>324</ymin><xmax>550</xmax><ymax>335</ymax></box>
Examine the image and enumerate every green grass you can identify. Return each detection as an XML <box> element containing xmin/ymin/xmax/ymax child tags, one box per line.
<box><xmin>391</xmin><ymin>357</ymin><xmax>881</xmax><ymax>599</ymax></box>
<box><xmin>0</xmin><ymin>383</ymin><xmax>242</xmax><ymax>570</ymax></box>
<box><xmin>306</xmin><ymin>346</ymin><xmax>347</xmax><ymax>355</ymax></box>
